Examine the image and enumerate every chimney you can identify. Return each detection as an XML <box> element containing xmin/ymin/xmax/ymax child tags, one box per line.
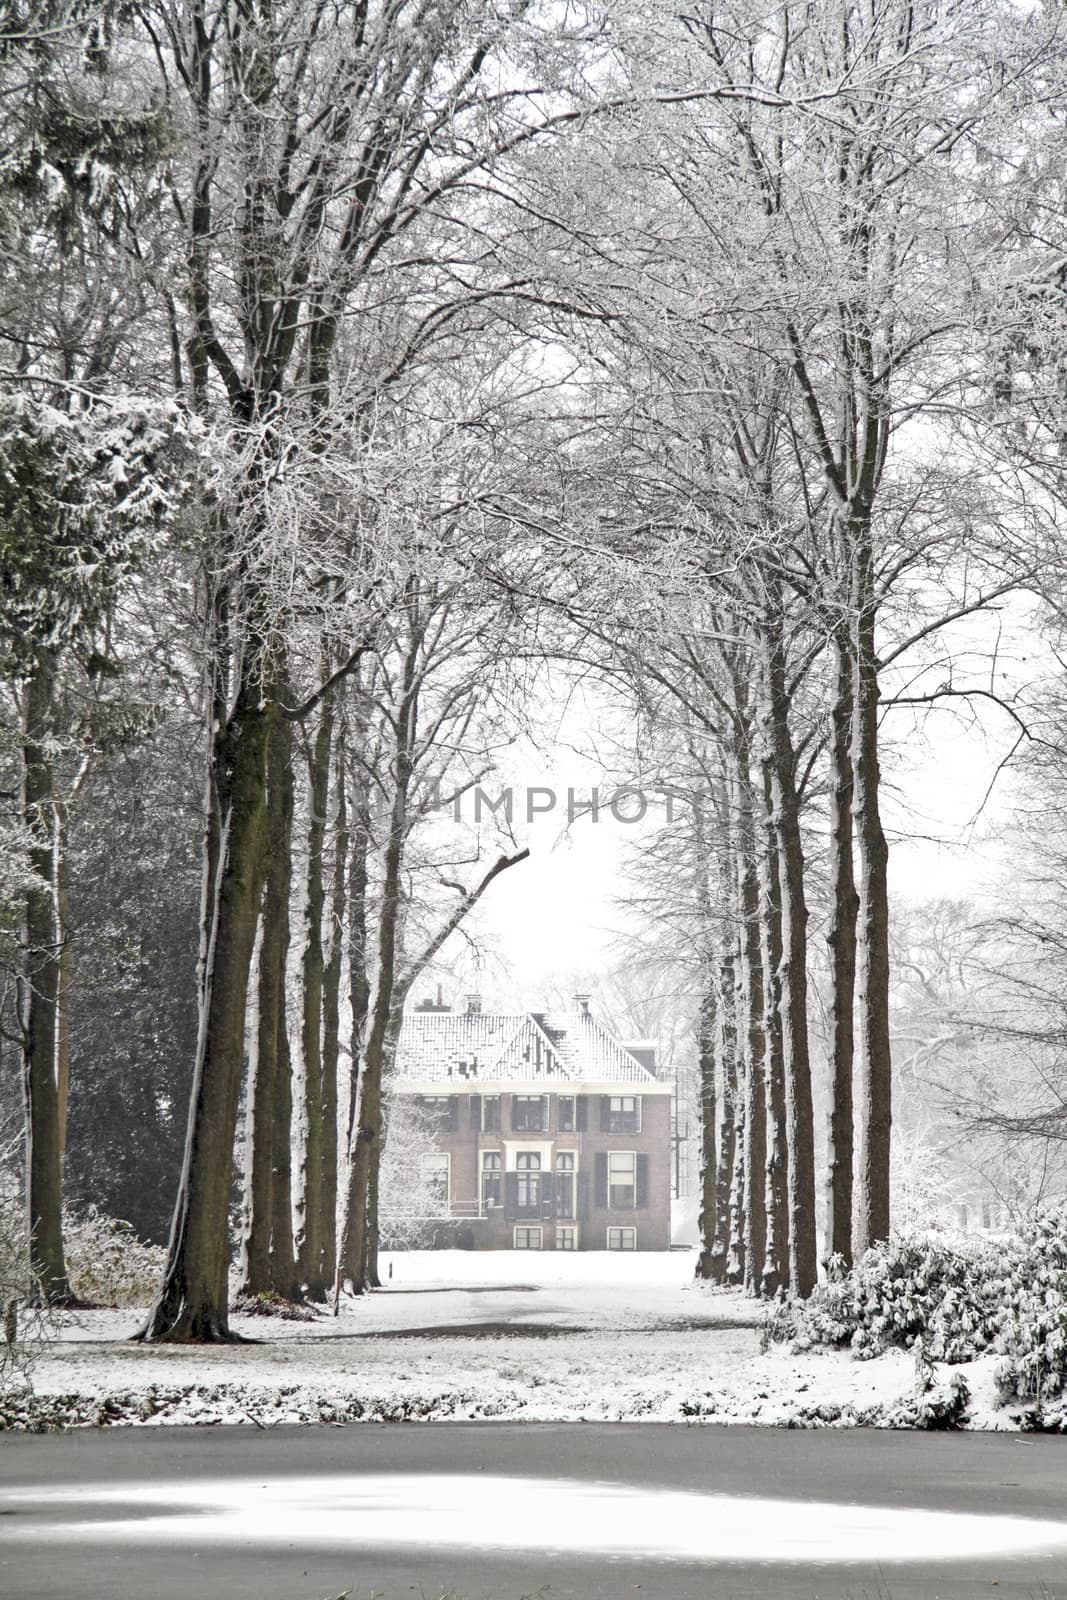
<box><xmin>574</xmin><ymin>993</ymin><xmax>590</xmax><ymax>1015</ymax></box>
<box><xmin>465</xmin><ymin>992</ymin><xmax>483</xmax><ymax>1015</ymax></box>
<box><xmin>414</xmin><ymin>984</ymin><xmax>451</xmax><ymax>1013</ymax></box>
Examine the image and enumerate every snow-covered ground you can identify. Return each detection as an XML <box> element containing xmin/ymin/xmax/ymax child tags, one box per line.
<box><xmin>6</xmin><ymin>1248</ymin><xmax>1023</xmax><ymax>1431</ymax></box>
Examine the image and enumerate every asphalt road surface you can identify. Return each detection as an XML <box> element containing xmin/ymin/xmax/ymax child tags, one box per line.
<box><xmin>3</xmin><ymin>1422</ymin><xmax>1067</xmax><ymax>1600</ymax></box>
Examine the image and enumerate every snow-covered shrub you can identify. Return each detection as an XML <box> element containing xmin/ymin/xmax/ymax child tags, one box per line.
<box><xmin>881</xmin><ymin>1370</ymin><xmax>971</xmax><ymax>1430</ymax></box>
<box><xmin>63</xmin><ymin>1209</ymin><xmax>165</xmax><ymax>1307</ymax></box>
<box><xmin>778</xmin><ymin>1233</ymin><xmax>1006</xmax><ymax>1363</ymax></box>
<box><xmin>992</xmin><ymin>1210</ymin><xmax>1067</xmax><ymax>1405</ymax></box>
<box><xmin>778</xmin><ymin>1213</ymin><xmax>1067</xmax><ymax>1405</ymax></box>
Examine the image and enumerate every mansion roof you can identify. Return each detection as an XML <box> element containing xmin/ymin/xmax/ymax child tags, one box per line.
<box><xmin>393</xmin><ymin>1009</ymin><xmax>658</xmax><ymax>1088</ymax></box>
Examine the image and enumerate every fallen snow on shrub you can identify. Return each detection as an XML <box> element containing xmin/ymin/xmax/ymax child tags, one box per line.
<box><xmin>775</xmin><ymin>1210</ymin><xmax>1067</xmax><ymax>1421</ymax></box>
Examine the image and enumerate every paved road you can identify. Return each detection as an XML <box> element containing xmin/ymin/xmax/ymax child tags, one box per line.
<box><xmin>3</xmin><ymin>1423</ymin><xmax>1067</xmax><ymax>1599</ymax></box>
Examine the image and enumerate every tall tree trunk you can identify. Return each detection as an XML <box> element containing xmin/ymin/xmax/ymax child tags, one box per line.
<box><xmin>706</xmin><ymin>799</ymin><xmax>738</xmax><ymax>1287</ymax></box>
<box><xmin>362</xmin><ymin>1073</ymin><xmax>388</xmax><ymax>1290</ymax></box>
<box><xmin>757</xmin><ymin>760</ymin><xmax>789</xmax><ymax>1296</ymax></box>
<box><xmin>54</xmin><ymin>797</ymin><xmax>73</xmax><ymax>1171</ymax></box>
<box><xmin>319</xmin><ymin>717</ymin><xmax>348</xmax><ymax>1294</ymax></box>
<box><xmin>269</xmin><ymin>983</ymin><xmax>301</xmax><ymax>1301</ymax></box>
<box><xmin>19</xmin><ymin>653</ymin><xmax>72</xmax><ymax>1306</ymax></box>
<box><xmin>692</xmin><ymin>780</ymin><xmax>719</xmax><ymax>1281</ymax></box>
<box><xmin>826</xmin><ymin>627</ymin><xmax>858</xmax><ymax>1266</ymax></box>
<box><xmin>237</xmin><ymin>706</ymin><xmax>299</xmax><ymax>1301</ymax></box>
<box><xmin>852</xmin><ymin>533</ymin><xmax>892</xmax><ymax>1253</ymax></box>
<box><xmin>762</xmin><ymin>602</ymin><xmax>818</xmax><ymax>1296</ymax></box>
<box><xmin>340</xmin><ymin>763</ymin><xmax>372</xmax><ymax>1287</ymax></box>
<box><xmin>267</xmin><ymin>709</ymin><xmax>301</xmax><ymax>1302</ymax></box>
<box><xmin>237</xmin><ymin>928</ymin><xmax>270</xmax><ymax>1299</ymax></box>
<box><xmin>725</xmin><ymin>896</ymin><xmax>747</xmax><ymax>1289</ymax></box>
<box><xmin>709</xmin><ymin>1049</ymin><xmax>736</xmax><ymax>1286</ymax></box>
<box><xmin>337</xmin><ymin>658</ymin><xmax>415</xmax><ymax>1298</ymax></box>
<box><xmin>298</xmin><ymin>689</ymin><xmax>334</xmax><ymax>1301</ymax></box>
<box><xmin>141</xmin><ymin>661</ymin><xmax>270</xmax><ymax>1342</ymax></box>
<box><xmin>694</xmin><ymin>981</ymin><xmax>718</xmax><ymax>1281</ymax></box>
<box><xmin>725</xmin><ymin>1055</ymin><xmax>746</xmax><ymax>1288</ymax></box>
<box><xmin>734</xmin><ymin>739</ymin><xmax>767</xmax><ymax>1298</ymax></box>
<box><xmin>338</xmin><ymin>987</ymin><xmax>390</xmax><ymax>1298</ymax></box>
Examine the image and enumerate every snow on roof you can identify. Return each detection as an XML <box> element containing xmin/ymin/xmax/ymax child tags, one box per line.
<box><xmin>394</xmin><ymin>1009</ymin><xmax>658</xmax><ymax>1087</ymax></box>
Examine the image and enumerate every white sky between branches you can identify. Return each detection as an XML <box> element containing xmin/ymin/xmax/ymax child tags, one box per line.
<box><xmin>424</xmin><ymin>596</ymin><xmax>1048</xmax><ymax>1009</ymax></box>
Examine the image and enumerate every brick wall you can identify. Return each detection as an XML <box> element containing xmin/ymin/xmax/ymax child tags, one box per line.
<box><xmin>401</xmin><ymin>1089</ymin><xmax>672</xmax><ymax>1252</ymax></box>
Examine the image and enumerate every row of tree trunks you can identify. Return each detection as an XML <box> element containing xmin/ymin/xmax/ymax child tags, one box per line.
<box><xmin>236</xmin><ymin>674</ymin><xmax>353</xmax><ymax>1309</ymax></box>
<box><xmin>760</xmin><ymin>603</ymin><xmax>819</xmax><ymax>1299</ymax></box>
<box><xmin>691</xmin><ymin>566</ymin><xmax>894</xmax><ymax>1299</ymax></box>
<box><xmin>692</xmin><ymin>616</ymin><xmax>818</xmax><ymax>1302</ymax></box>
<box><xmin>141</xmin><ymin>654</ymin><xmax>272</xmax><ymax>1341</ymax></box>
<box><xmin>336</xmin><ymin>651</ymin><xmax>415</xmax><ymax>1297</ymax></box>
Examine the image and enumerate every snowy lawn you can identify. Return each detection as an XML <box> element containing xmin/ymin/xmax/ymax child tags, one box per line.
<box><xmin>3</xmin><ymin>1247</ymin><xmax>1025</xmax><ymax>1431</ymax></box>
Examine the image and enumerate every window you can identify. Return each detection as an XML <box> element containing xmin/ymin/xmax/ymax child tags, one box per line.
<box><xmin>555</xmin><ymin>1151</ymin><xmax>575</xmax><ymax>1219</ymax></box>
<box><xmin>512</xmin><ymin>1095</ymin><xmax>545</xmax><ymax>1131</ymax></box>
<box><xmin>420</xmin><ymin>1152</ymin><xmax>449</xmax><ymax>1207</ymax></box>
<box><xmin>420</xmin><ymin>1096</ymin><xmax>455</xmax><ymax>1133</ymax></box>
<box><xmin>483</xmin><ymin>1095</ymin><xmax>501</xmax><ymax>1132</ymax></box>
<box><xmin>608</xmin><ymin>1151</ymin><xmax>636</xmax><ymax>1209</ymax></box>
<box><xmin>481</xmin><ymin>1151</ymin><xmax>502</xmax><ymax>1210</ymax></box>
<box><xmin>516</xmin><ymin>1151</ymin><xmax>541</xmax><ymax>1210</ymax></box>
<box><xmin>607</xmin><ymin>1095</ymin><xmax>641</xmax><ymax>1135</ymax></box>
<box><xmin>514</xmin><ymin>1226</ymin><xmax>542</xmax><ymax>1250</ymax></box>
<box><xmin>556</xmin><ymin>1226</ymin><xmax>577</xmax><ymax>1251</ymax></box>
<box><xmin>608</xmin><ymin>1226</ymin><xmax>636</xmax><ymax>1251</ymax></box>
<box><xmin>558</xmin><ymin>1095</ymin><xmax>575</xmax><ymax>1133</ymax></box>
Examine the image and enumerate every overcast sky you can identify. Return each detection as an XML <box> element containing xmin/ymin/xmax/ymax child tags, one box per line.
<box><xmin>417</xmin><ymin>597</ymin><xmax>1048</xmax><ymax>1013</ymax></box>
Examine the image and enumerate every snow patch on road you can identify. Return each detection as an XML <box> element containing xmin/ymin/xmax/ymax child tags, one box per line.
<box><xmin>9</xmin><ymin>1473</ymin><xmax>1067</xmax><ymax>1563</ymax></box>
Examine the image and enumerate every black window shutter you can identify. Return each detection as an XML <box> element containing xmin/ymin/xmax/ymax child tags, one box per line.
<box><xmin>594</xmin><ymin>1152</ymin><xmax>608</xmax><ymax>1209</ymax></box>
<box><xmin>599</xmin><ymin>1095</ymin><xmax>610</xmax><ymax>1132</ymax></box>
<box><xmin>448</xmin><ymin>1097</ymin><xmax>459</xmax><ymax>1132</ymax></box>
<box><xmin>575</xmin><ymin>1095</ymin><xmax>588</xmax><ymax>1132</ymax></box>
<box><xmin>504</xmin><ymin>1172</ymin><xmax>519</xmax><ymax>1219</ymax></box>
<box><xmin>540</xmin><ymin>1172</ymin><xmax>554</xmax><ymax>1219</ymax></box>
<box><xmin>636</xmin><ymin>1154</ymin><xmax>649</xmax><ymax>1209</ymax></box>
<box><xmin>577</xmin><ymin>1173</ymin><xmax>590</xmax><ymax>1221</ymax></box>
<box><xmin>470</xmin><ymin>1095</ymin><xmax>482</xmax><ymax>1132</ymax></box>
<box><xmin>508</xmin><ymin>1096</ymin><xmax>519</xmax><ymax>1132</ymax></box>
